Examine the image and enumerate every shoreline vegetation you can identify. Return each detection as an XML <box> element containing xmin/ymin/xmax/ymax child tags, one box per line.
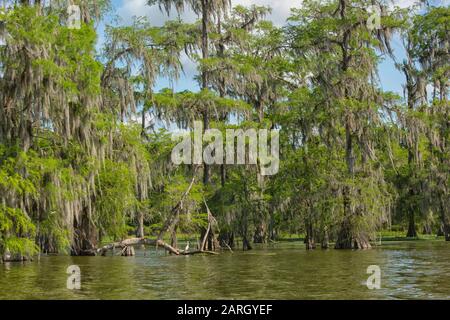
<box><xmin>0</xmin><ymin>1</ymin><xmax>448</xmax><ymax>264</ymax></box>
<box><xmin>1</xmin><ymin>232</ymin><xmax>446</xmax><ymax>263</ymax></box>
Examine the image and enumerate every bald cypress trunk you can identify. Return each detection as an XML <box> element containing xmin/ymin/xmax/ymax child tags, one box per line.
<box><xmin>335</xmin><ymin>0</ymin><xmax>354</xmax><ymax>249</ymax></box>
<box><xmin>305</xmin><ymin>220</ymin><xmax>316</xmax><ymax>250</ymax></box>
<box><xmin>333</xmin><ymin>0</ymin><xmax>371</xmax><ymax>250</ymax></box>
<box><xmin>137</xmin><ymin>211</ymin><xmax>145</xmax><ymax>238</ymax></box>
<box><xmin>253</xmin><ymin>222</ymin><xmax>268</xmax><ymax>244</ymax></box>
<box><xmin>242</xmin><ymin>235</ymin><xmax>252</xmax><ymax>251</ymax></box>
<box><xmin>406</xmin><ymin>210</ymin><xmax>418</xmax><ymax>238</ymax></box>
<box><xmin>201</xmin><ymin>0</ymin><xmax>210</xmax><ymax>185</ymax></box>
<box><xmin>321</xmin><ymin>228</ymin><xmax>330</xmax><ymax>249</ymax></box>
<box><xmin>440</xmin><ymin>199</ymin><xmax>450</xmax><ymax>241</ymax></box>
<box><xmin>218</xmin><ymin>231</ymin><xmax>234</xmax><ymax>249</ymax></box>
<box><xmin>72</xmin><ymin>211</ymin><xmax>98</xmax><ymax>256</ymax></box>
<box><xmin>404</xmin><ymin>62</ymin><xmax>418</xmax><ymax>239</ymax></box>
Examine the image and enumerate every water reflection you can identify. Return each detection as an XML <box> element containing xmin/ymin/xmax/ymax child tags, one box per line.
<box><xmin>1</xmin><ymin>241</ymin><xmax>449</xmax><ymax>299</ymax></box>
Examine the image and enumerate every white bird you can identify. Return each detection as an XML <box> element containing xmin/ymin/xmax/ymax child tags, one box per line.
<box><xmin>185</xmin><ymin>241</ymin><xmax>190</xmax><ymax>252</ymax></box>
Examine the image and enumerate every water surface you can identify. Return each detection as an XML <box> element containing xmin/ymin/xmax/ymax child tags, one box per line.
<box><xmin>1</xmin><ymin>241</ymin><xmax>449</xmax><ymax>299</ymax></box>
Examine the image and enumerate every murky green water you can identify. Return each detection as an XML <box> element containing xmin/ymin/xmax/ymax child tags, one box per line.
<box><xmin>1</xmin><ymin>241</ymin><xmax>449</xmax><ymax>300</ymax></box>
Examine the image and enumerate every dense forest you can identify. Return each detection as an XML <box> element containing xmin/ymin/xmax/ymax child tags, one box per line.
<box><xmin>0</xmin><ymin>0</ymin><xmax>448</xmax><ymax>262</ymax></box>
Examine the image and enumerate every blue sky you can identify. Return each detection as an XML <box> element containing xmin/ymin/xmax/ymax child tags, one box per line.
<box><xmin>102</xmin><ymin>0</ymin><xmax>448</xmax><ymax>97</ymax></box>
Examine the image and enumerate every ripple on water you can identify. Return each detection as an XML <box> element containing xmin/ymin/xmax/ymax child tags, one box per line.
<box><xmin>1</xmin><ymin>241</ymin><xmax>449</xmax><ymax>299</ymax></box>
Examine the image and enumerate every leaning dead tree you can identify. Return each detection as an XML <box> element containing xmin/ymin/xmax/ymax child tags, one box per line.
<box><xmin>157</xmin><ymin>167</ymin><xmax>199</xmax><ymax>242</ymax></box>
<box><xmin>156</xmin><ymin>166</ymin><xmax>221</xmax><ymax>252</ymax></box>
<box><xmin>98</xmin><ymin>167</ymin><xmax>220</xmax><ymax>257</ymax></box>
<box><xmin>200</xmin><ymin>199</ymin><xmax>220</xmax><ymax>252</ymax></box>
<box><xmin>95</xmin><ymin>170</ymin><xmax>199</xmax><ymax>257</ymax></box>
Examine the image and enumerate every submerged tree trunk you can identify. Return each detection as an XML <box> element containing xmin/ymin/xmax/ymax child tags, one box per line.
<box><xmin>407</xmin><ymin>211</ymin><xmax>418</xmax><ymax>237</ymax></box>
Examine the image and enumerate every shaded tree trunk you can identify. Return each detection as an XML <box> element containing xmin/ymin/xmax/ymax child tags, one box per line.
<box><xmin>335</xmin><ymin>216</ymin><xmax>353</xmax><ymax>249</ymax></box>
<box><xmin>406</xmin><ymin>210</ymin><xmax>418</xmax><ymax>238</ymax></box>
<box><xmin>242</xmin><ymin>235</ymin><xmax>252</xmax><ymax>251</ymax></box>
<box><xmin>437</xmin><ymin>224</ymin><xmax>444</xmax><ymax>237</ymax></box>
<box><xmin>72</xmin><ymin>211</ymin><xmax>98</xmax><ymax>256</ymax></box>
<box><xmin>217</xmin><ymin>16</ymin><xmax>227</xmax><ymax>189</ymax></box>
<box><xmin>335</xmin><ymin>123</ymin><xmax>356</xmax><ymax>249</ymax></box>
<box><xmin>444</xmin><ymin>225</ymin><xmax>450</xmax><ymax>242</ymax></box>
<box><xmin>440</xmin><ymin>199</ymin><xmax>450</xmax><ymax>241</ymax></box>
<box><xmin>321</xmin><ymin>229</ymin><xmax>329</xmax><ymax>249</ymax></box>
<box><xmin>335</xmin><ymin>5</ymin><xmax>355</xmax><ymax>248</ymax></box>
<box><xmin>201</xmin><ymin>0</ymin><xmax>210</xmax><ymax>185</ymax></box>
<box><xmin>305</xmin><ymin>222</ymin><xmax>316</xmax><ymax>250</ymax></box>
<box><xmin>253</xmin><ymin>220</ymin><xmax>267</xmax><ymax>244</ymax></box>
<box><xmin>218</xmin><ymin>231</ymin><xmax>234</xmax><ymax>249</ymax></box>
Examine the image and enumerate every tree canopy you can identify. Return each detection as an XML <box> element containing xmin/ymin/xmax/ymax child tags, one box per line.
<box><xmin>0</xmin><ymin>0</ymin><xmax>448</xmax><ymax>261</ymax></box>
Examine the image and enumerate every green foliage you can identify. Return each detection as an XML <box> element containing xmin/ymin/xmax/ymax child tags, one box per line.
<box><xmin>95</xmin><ymin>160</ymin><xmax>136</xmax><ymax>238</ymax></box>
<box><xmin>0</xmin><ymin>1</ymin><xmax>448</xmax><ymax>259</ymax></box>
<box><xmin>0</xmin><ymin>205</ymin><xmax>38</xmax><ymax>257</ymax></box>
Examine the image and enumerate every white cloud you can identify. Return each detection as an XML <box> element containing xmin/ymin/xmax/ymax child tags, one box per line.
<box><xmin>232</xmin><ymin>0</ymin><xmax>302</xmax><ymax>25</ymax></box>
<box><xmin>117</xmin><ymin>0</ymin><xmax>449</xmax><ymax>25</ymax></box>
<box><xmin>390</xmin><ymin>0</ymin><xmax>420</xmax><ymax>8</ymax></box>
<box><xmin>389</xmin><ymin>0</ymin><xmax>450</xmax><ymax>9</ymax></box>
<box><xmin>117</xmin><ymin>0</ymin><xmax>302</xmax><ymax>26</ymax></box>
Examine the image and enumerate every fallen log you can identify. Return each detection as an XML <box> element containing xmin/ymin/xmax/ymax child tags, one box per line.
<box><xmin>98</xmin><ymin>237</ymin><xmax>224</xmax><ymax>257</ymax></box>
<box><xmin>97</xmin><ymin>238</ymin><xmax>180</xmax><ymax>256</ymax></box>
<box><xmin>179</xmin><ymin>250</ymin><xmax>219</xmax><ymax>256</ymax></box>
